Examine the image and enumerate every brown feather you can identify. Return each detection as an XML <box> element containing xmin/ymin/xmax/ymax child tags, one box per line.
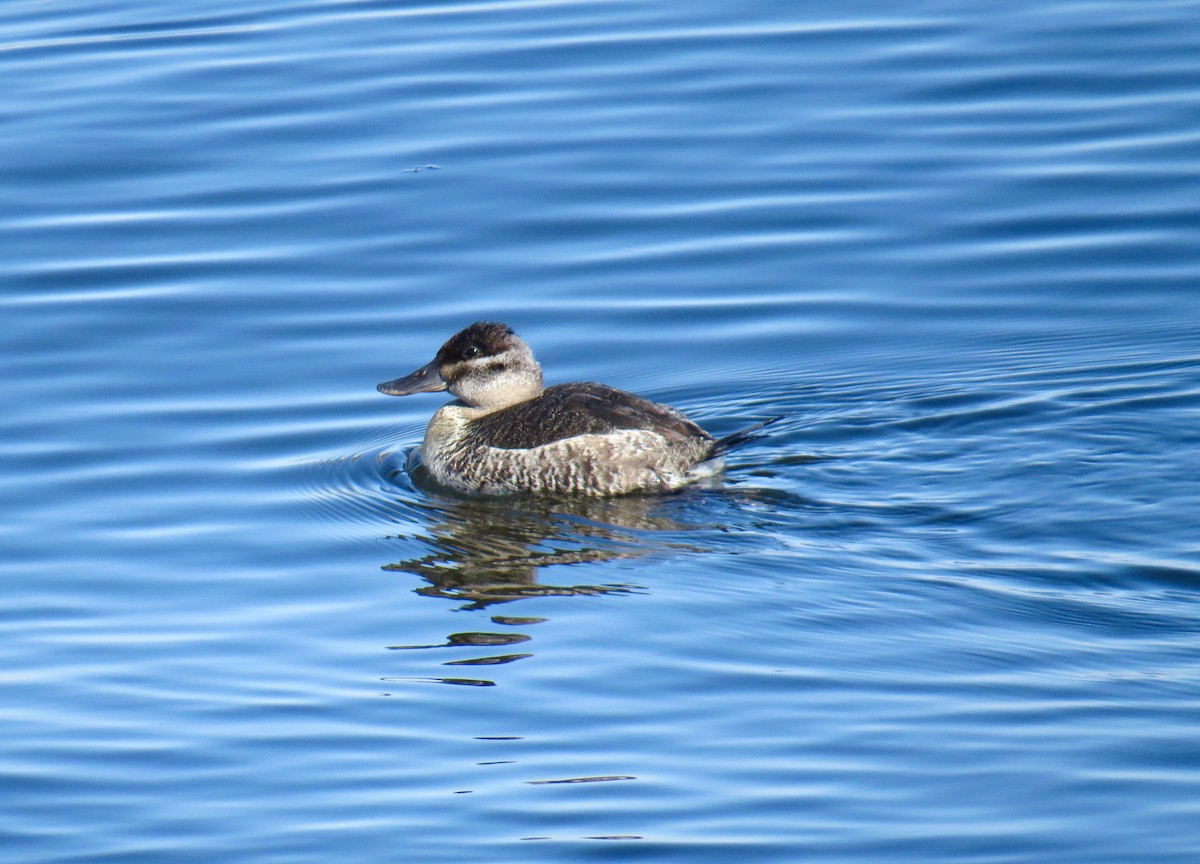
<box><xmin>465</xmin><ymin>383</ymin><xmax>712</xmax><ymax>451</ymax></box>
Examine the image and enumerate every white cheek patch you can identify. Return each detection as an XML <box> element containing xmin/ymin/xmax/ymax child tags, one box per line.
<box><xmin>448</xmin><ymin>364</ymin><xmax>502</xmax><ymax>405</ymax></box>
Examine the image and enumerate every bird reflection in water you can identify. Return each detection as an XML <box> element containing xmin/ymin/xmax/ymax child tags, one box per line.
<box><xmin>381</xmin><ymin>462</ymin><xmax>716</xmax><ymax>685</ymax></box>
<box><xmin>384</xmin><ymin>486</ymin><xmax>711</xmax><ymax>609</ymax></box>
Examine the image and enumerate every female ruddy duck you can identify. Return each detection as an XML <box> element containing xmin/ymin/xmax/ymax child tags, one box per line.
<box><xmin>378</xmin><ymin>322</ymin><xmax>770</xmax><ymax>496</ymax></box>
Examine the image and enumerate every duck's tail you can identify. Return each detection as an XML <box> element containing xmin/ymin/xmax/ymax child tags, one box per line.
<box><xmin>709</xmin><ymin>416</ymin><xmax>784</xmax><ymax>457</ymax></box>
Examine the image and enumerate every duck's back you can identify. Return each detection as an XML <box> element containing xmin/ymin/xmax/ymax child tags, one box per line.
<box><xmin>465</xmin><ymin>382</ymin><xmax>711</xmax><ymax>451</ymax></box>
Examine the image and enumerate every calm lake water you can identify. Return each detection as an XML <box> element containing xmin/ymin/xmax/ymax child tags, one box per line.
<box><xmin>3</xmin><ymin>0</ymin><xmax>1200</xmax><ymax>861</ymax></box>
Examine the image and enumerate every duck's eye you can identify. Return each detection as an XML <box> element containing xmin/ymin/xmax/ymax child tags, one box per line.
<box><xmin>463</xmin><ymin>345</ymin><xmax>481</xmax><ymax>359</ymax></box>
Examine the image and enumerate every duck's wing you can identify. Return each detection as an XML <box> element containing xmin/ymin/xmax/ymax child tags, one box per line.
<box><xmin>468</xmin><ymin>383</ymin><xmax>711</xmax><ymax>450</ymax></box>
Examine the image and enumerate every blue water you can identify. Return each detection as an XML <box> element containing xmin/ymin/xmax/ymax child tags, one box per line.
<box><xmin>4</xmin><ymin>0</ymin><xmax>1200</xmax><ymax>861</ymax></box>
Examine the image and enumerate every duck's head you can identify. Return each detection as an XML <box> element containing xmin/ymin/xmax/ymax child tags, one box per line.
<box><xmin>377</xmin><ymin>321</ymin><xmax>544</xmax><ymax>410</ymax></box>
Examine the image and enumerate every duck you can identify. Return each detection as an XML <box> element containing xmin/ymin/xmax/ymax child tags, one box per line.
<box><xmin>377</xmin><ymin>321</ymin><xmax>771</xmax><ymax>497</ymax></box>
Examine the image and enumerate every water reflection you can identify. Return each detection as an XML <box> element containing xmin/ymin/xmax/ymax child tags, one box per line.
<box><xmin>387</xmin><ymin>630</ymin><xmax>533</xmax><ymax>670</ymax></box>
<box><xmin>383</xmin><ymin>487</ymin><xmax>710</xmax><ymax>610</ymax></box>
<box><xmin>381</xmin><ymin>478</ymin><xmax>716</xmax><ymax>685</ymax></box>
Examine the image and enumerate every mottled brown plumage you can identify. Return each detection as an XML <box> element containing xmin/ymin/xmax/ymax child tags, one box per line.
<box><xmin>465</xmin><ymin>382</ymin><xmax>709</xmax><ymax>451</ymax></box>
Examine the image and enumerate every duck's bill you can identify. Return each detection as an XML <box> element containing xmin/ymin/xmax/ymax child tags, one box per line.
<box><xmin>377</xmin><ymin>359</ymin><xmax>448</xmax><ymax>396</ymax></box>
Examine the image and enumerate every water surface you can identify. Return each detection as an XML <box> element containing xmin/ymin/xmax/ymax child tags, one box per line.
<box><xmin>3</xmin><ymin>0</ymin><xmax>1200</xmax><ymax>861</ymax></box>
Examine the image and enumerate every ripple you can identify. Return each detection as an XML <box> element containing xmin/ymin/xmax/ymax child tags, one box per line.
<box><xmin>6</xmin><ymin>0</ymin><xmax>1200</xmax><ymax>861</ymax></box>
<box><xmin>292</xmin><ymin>442</ymin><xmax>426</xmax><ymax>533</ymax></box>
<box><xmin>527</xmin><ymin>775</ymin><xmax>637</xmax><ymax>785</ymax></box>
